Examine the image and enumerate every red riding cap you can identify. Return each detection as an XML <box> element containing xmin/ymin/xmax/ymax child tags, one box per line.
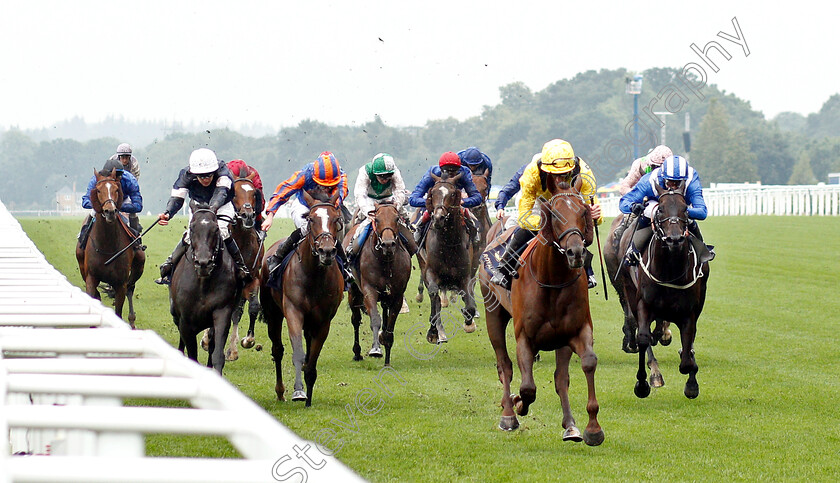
<box><xmin>438</xmin><ymin>151</ymin><xmax>461</xmax><ymax>168</ymax></box>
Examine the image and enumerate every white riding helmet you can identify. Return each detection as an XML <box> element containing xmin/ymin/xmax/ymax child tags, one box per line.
<box><xmin>189</xmin><ymin>148</ymin><xmax>219</xmax><ymax>174</ymax></box>
<box><xmin>116</xmin><ymin>143</ymin><xmax>132</xmax><ymax>156</ymax></box>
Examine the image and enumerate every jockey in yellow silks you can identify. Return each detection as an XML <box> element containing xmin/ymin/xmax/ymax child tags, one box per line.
<box><xmin>489</xmin><ymin>139</ymin><xmax>603</xmax><ymax>290</ymax></box>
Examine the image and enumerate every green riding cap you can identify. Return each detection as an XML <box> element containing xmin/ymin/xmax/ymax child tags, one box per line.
<box><xmin>371</xmin><ymin>153</ymin><xmax>396</xmax><ymax>175</ymax></box>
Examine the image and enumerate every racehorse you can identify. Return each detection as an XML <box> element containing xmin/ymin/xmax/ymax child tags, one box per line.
<box><xmin>343</xmin><ymin>202</ymin><xmax>412</xmax><ymax>366</ymax></box>
<box><xmin>202</xmin><ymin>171</ymin><xmax>264</xmax><ymax>361</ymax></box>
<box><xmin>416</xmin><ymin>172</ymin><xmax>479</xmax><ymax>344</ymax></box>
<box><xmin>259</xmin><ymin>190</ymin><xmax>344</xmax><ymax>406</ymax></box>
<box><xmin>170</xmin><ymin>202</ymin><xmax>239</xmax><ymax>374</ymax></box>
<box><xmin>75</xmin><ymin>168</ymin><xmax>145</xmax><ymax>328</ymax></box>
<box><xmin>479</xmin><ymin>174</ymin><xmax>603</xmax><ymax>445</ymax></box>
<box><xmin>604</xmin><ymin>214</ymin><xmax>671</xmax><ymax>388</ymax></box>
<box><xmin>607</xmin><ymin>183</ymin><xmax>709</xmax><ymax>399</ymax></box>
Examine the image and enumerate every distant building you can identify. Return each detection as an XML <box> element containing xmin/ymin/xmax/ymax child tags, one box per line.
<box><xmin>829</xmin><ymin>173</ymin><xmax>840</xmax><ymax>185</ymax></box>
<box><xmin>55</xmin><ymin>185</ymin><xmax>84</xmax><ymax>215</ymax></box>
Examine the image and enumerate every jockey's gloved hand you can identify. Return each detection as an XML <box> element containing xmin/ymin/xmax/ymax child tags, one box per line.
<box><xmin>631</xmin><ymin>203</ymin><xmax>644</xmax><ymax>216</ymax></box>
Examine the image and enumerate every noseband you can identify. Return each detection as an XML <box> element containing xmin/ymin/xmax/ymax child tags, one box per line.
<box><xmin>372</xmin><ymin>205</ymin><xmax>400</xmax><ymax>252</ymax></box>
<box><xmin>653</xmin><ymin>191</ymin><xmax>689</xmax><ymax>241</ymax></box>
<box><xmin>307</xmin><ymin>202</ymin><xmax>340</xmax><ymax>256</ymax></box>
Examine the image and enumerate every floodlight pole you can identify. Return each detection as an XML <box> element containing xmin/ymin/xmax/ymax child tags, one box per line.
<box><xmin>654</xmin><ymin>112</ymin><xmax>672</xmax><ymax>148</ymax></box>
<box><xmin>626</xmin><ymin>75</ymin><xmax>643</xmax><ymax>160</ymax></box>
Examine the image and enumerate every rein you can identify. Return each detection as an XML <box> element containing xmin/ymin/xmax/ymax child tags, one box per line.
<box><xmin>640</xmin><ymin>190</ymin><xmax>704</xmax><ymax>289</ymax></box>
<box><xmin>189</xmin><ymin>209</ymin><xmax>223</xmax><ymax>272</ymax></box>
<box><xmin>304</xmin><ymin>202</ymin><xmax>340</xmax><ymax>258</ymax></box>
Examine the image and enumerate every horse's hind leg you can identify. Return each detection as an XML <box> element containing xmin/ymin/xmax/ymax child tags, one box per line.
<box><xmin>554</xmin><ymin>346</ymin><xmax>582</xmax><ymax>442</ymax></box>
<box><xmin>634</xmin><ymin>304</ymin><xmax>653</xmax><ymax>398</ymax></box>
<box><xmin>647</xmin><ymin>346</ymin><xmax>664</xmax><ymax>388</ymax></box>
<box><xmin>362</xmin><ymin>287</ymin><xmax>384</xmax><ymax>358</ymax></box>
<box><xmin>426</xmin><ymin>282</ymin><xmax>445</xmax><ymax>344</ymax></box>
<box><xmin>514</xmin><ymin>336</ymin><xmax>537</xmax><ymax>417</ymax></box>
<box><xmin>678</xmin><ymin>317</ymin><xmax>699</xmax><ymax>399</ymax></box>
<box><xmin>460</xmin><ymin>283</ymin><xmax>477</xmax><ymax>333</ymax></box>
<box><xmin>112</xmin><ymin>284</ymin><xmax>128</xmax><ymax>321</ymax></box>
<box><xmin>126</xmin><ymin>283</ymin><xmax>137</xmax><ymax>329</ymax></box>
<box><xmin>242</xmin><ymin>291</ymin><xmax>260</xmax><ymax>349</ymax></box>
<box><xmin>226</xmin><ymin>296</ymin><xmax>246</xmax><ymax>361</ymax></box>
<box><xmin>415</xmin><ymin>276</ymin><xmax>425</xmax><ymax>303</ymax></box>
<box><xmin>621</xmin><ymin>295</ymin><xmax>638</xmax><ymax>353</ymax></box>
<box><xmin>264</xmin><ymin>298</ymin><xmax>286</xmax><ymax>401</ymax></box>
<box><xmin>349</xmin><ymin>286</ymin><xmax>364</xmax><ymax>361</ymax></box>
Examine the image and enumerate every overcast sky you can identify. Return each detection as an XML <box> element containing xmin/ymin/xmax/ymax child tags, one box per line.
<box><xmin>0</xmin><ymin>1</ymin><xmax>833</xmax><ymax>131</ymax></box>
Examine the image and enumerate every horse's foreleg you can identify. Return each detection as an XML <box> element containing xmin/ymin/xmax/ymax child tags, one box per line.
<box><xmin>415</xmin><ymin>277</ymin><xmax>425</xmax><ymax>303</ymax></box>
<box><xmin>302</xmin><ymin>328</ymin><xmax>329</xmax><ymax>407</ymax></box>
<box><xmin>486</xmin><ymin>306</ymin><xmax>516</xmax><ymax>430</ymax></box>
<box><xmin>515</xmin><ymin>335</ymin><xmax>537</xmax><ymax>416</ymax></box>
<box><xmin>647</xmin><ymin>346</ymin><xmax>664</xmax><ymax>388</ymax></box>
<box><xmin>380</xmin><ymin>299</ymin><xmax>398</xmax><ymax>367</ymax></box>
<box><xmin>426</xmin><ymin>282</ymin><xmax>444</xmax><ymax>344</ymax></box>
<box><xmin>205</xmin><ymin>328</ymin><xmax>215</xmax><ymax>368</ymax></box>
<box><xmin>211</xmin><ymin>309</ymin><xmax>233</xmax><ymax>374</ymax></box>
<box><xmin>634</xmin><ymin>302</ymin><xmax>653</xmax><ymax>398</ymax></box>
<box><xmin>285</xmin><ymin>309</ymin><xmax>307</xmax><ymax>402</ymax></box>
<box><xmin>263</xmin><ymin>298</ymin><xmax>285</xmax><ymax>401</ymax></box>
<box><xmin>570</xmin><ymin>324</ymin><xmax>604</xmax><ymax>446</ymax></box>
<box><xmin>362</xmin><ymin>287</ymin><xmax>383</xmax><ymax>358</ymax></box>
<box><xmin>554</xmin><ymin>346</ymin><xmax>581</xmax><ymax>441</ymax></box>
<box><xmin>126</xmin><ymin>283</ymin><xmax>137</xmax><ymax>329</ymax></box>
<box><xmin>226</xmin><ymin>296</ymin><xmax>246</xmax><ymax>361</ymax></box>
<box><xmin>182</xmin><ymin>329</ymin><xmax>199</xmax><ymax>363</ymax></box>
<box><xmin>349</xmin><ymin>288</ymin><xmax>364</xmax><ymax>361</ymax></box>
<box><xmin>243</xmin><ymin>291</ymin><xmax>260</xmax><ymax>349</ymax></box>
<box><xmin>460</xmin><ymin>282</ymin><xmax>477</xmax><ymax>332</ymax></box>
<box><xmin>85</xmin><ymin>276</ymin><xmax>100</xmax><ymax>301</ymax></box>
<box><xmin>112</xmin><ymin>283</ymin><xmax>128</xmax><ymax>321</ymax></box>
<box><xmin>621</xmin><ymin>299</ymin><xmax>638</xmax><ymax>353</ymax></box>
<box><xmin>678</xmin><ymin>317</ymin><xmax>699</xmax><ymax>399</ymax></box>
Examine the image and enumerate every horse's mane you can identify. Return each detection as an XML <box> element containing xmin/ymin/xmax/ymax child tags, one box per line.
<box><xmin>97</xmin><ymin>169</ymin><xmax>120</xmax><ymax>178</ymax></box>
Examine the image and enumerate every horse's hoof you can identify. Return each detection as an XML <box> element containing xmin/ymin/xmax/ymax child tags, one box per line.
<box><xmin>661</xmin><ymin>327</ymin><xmax>673</xmax><ymax>346</ymax></box>
<box><xmin>511</xmin><ymin>394</ymin><xmax>528</xmax><ymax>416</ymax></box>
<box><xmin>583</xmin><ymin>429</ymin><xmax>605</xmax><ymax>446</ymax></box>
<box><xmin>415</xmin><ymin>293</ymin><xmax>424</xmax><ymax>303</ymax></box>
<box><xmin>292</xmin><ymin>390</ymin><xmax>307</xmax><ymax>401</ymax></box>
<box><xmin>684</xmin><ymin>381</ymin><xmax>699</xmax><ymax>399</ymax></box>
<box><xmin>562</xmin><ymin>426</ymin><xmax>583</xmax><ymax>442</ymax></box>
<box><xmin>650</xmin><ymin>373</ymin><xmax>665</xmax><ymax>388</ymax></box>
<box><xmin>254</xmin><ymin>344</ymin><xmax>263</xmax><ymax>351</ymax></box>
<box><xmin>200</xmin><ymin>337</ymin><xmax>209</xmax><ymax>352</ymax></box>
<box><xmin>437</xmin><ymin>333</ymin><xmax>448</xmax><ymax>344</ymax></box>
<box><xmin>463</xmin><ymin>321</ymin><xmax>476</xmax><ymax>333</ymax></box>
<box><xmin>499</xmin><ymin>415</ymin><xmax>519</xmax><ymax>431</ymax></box>
<box><xmin>400</xmin><ymin>299</ymin><xmax>410</xmax><ymax>314</ymax></box>
<box><xmin>378</xmin><ymin>331</ymin><xmax>385</xmax><ymax>345</ymax></box>
<box><xmin>368</xmin><ymin>347</ymin><xmax>383</xmax><ymax>358</ymax></box>
<box><xmin>634</xmin><ymin>380</ymin><xmax>651</xmax><ymax>398</ymax></box>
<box><xmin>426</xmin><ymin>331</ymin><xmax>438</xmax><ymax>344</ymax></box>
<box><xmin>622</xmin><ymin>338</ymin><xmax>639</xmax><ymax>354</ymax></box>
<box><xmin>241</xmin><ymin>337</ymin><xmax>255</xmax><ymax>349</ymax></box>
<box><xmin>225</xmin><ymin>349</ymin><xmax>239</xmax><ymax>362</ymax></box>
<box><xmin>352</xmin><ymin>354</ymin><xmax>363</xmax><ymax>361</ymax></box>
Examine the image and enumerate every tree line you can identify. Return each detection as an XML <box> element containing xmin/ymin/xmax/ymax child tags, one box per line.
<box><xmin>2</xmin><ymin>67</ymin><xmax>839</xmax><ymax>211</ymax></box>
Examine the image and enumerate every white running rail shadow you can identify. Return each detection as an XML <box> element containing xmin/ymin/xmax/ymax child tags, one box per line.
<box><xmin>0</xmin><ymin>200</ymin><xmax>363</xmax><ymax>483</ymax></box>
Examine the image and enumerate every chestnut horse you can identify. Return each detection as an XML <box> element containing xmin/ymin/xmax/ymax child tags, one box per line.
<box><xmin>416</xmin><ymin>173</ymin><xmax>479</xmax><ymax>344</ymax></box>
<box><xmin>479</xmin><ymin>175</ymin><xmax>603</xmax><ymax>445</ymax></box>
<box><xmin>75</xmin><ymin>168</ymin><xmax>145</xmax><ymax>328</ymax></box>
<box><xmin>170</xmin><ymin>203</ymin><xmax>239</xmax><ymax>374</ymax></box>
<box><xmin>343</xmin><ymin>202</ymin><xmax>412</xmax><ymax>366</ymax></box>
<box><xmin>202</xmin><ymin>172</ymin><xmax>264</xmax><ymax>361</ymax></box>
<box><xmin>259</xmin><ymin>190</ymin><xmax>344</xmax><ymax>406</ymax></box>
<box><xmin>608</xmin><ymin>184</ymin><xmax>709</xmax><ymax>399</ymax></box>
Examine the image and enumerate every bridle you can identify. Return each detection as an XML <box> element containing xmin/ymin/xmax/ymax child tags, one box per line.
<box><xmin>371</xmin><ymin>204</ymin><xmax>400</xmax><ymax>253</ymax></box>
<box><xmin>306</xmin><ymin>202</ymin><xmax>341</xmax><ymax>257</ymax></box>
<box><xmin>232</xmin><ymin>178</ymin><xmax>257</xmax><ymax>228</ymax></box>
<box><xmin>94</xmin><ymin>177</ymin><xmax>121</xmax><ymax>212</ymax></box>
<box><xmin>652</xmin><ymin>191</ymin><xmax>689</xmax><ymax>241</ymax></box>
<box><xmin>640</xmin><ymin>190</ymin><xmax>705</xmax><ymax>289</ymax></box>
<box><xmin>189</xmin><ymin>208</ymin><xmax>223</xmax><ymax>273</ymax></box>
<box><xmin>544</xmin><ymin>193</ymin><xmax>586</xmax><ymax>255</ymax></box>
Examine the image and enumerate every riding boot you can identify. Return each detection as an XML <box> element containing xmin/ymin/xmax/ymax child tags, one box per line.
<box><xmin>625</xmin><ymin>226</ymin><xmax>652</xmax><ymax>267</ymax></box>
<box><xmin>398</xmin><ymin>221</ymin><xmax>419</xmax><ymax>255</ymax></box>
<box><xmin>266</xmin><ymin>228</ymin><xmax>302</xmax><ymax>275</ymax></box>
<box><xmin>155</xmin><ymin>238</ymin><xmax>188</xmax><ymax>285</ymax></box>
<box><xmin>78</xmin><ymin>214</ymin><xmax>93</xmax><ymax>250</ymax></box>
<box><xmin>585</xmin><ymin>249</ymin><xmax>597</xmax><ymax>289</ymax></box>
<box><xmin>335</xmin><ymin>243</ymin><xmax>356</xmax><ymax>284</ymax></box>
<box><xmin>129</xmin><ymin>213</ymin><xmax>145</xmax><ymax>251</ymax></box>
<box><xmin>225</xmin><ymin>237</ymin><xmax>252</xmax><ymax>282</ymax></box>
<box><xmin>414</xmin><ymin>219</ymin><xmax>429</xmax><ymax>249</ymax></box>
<box><xmin>687</xmin><ymin>221</ymin><xmax>715</xmax><ymax>263</ymax></box>
<box><xmin>489</xmin><ymin>228</ymin><xmax>535</xmax><ymax>290</ymax></box>
<box><xmin>465</xmin><ymin>213</ymin><xmax>481</xmax><ymax>245</ymax></box>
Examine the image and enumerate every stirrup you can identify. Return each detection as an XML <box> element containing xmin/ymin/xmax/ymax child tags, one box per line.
<box><xmin>624</xmin><ymin>247</ymin><xmax>640</xmax><ymax>267</ymax></box>
<box><xmin>587</xmin><ymin>274</ymin><xmax>598</xmax><ymax>289</ymax></box>
<box><xmin>154</xmin><ymin>276</ymin><xmax>171</xmax><ymax>286</ymax></box>
<box><xmin>489</xmin><ymin>269</ymin><xmax>512</xmax><ymax>290</ymax></box>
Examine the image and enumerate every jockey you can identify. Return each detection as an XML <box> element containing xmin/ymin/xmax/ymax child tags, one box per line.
<box><xmin>226</xmin><ymin>158</ymin><xmax>266</xmax><ymax>229</ymax></box>
<box><xmin>457</xmin><ymin>147</ymin><xmax>493</xmax><ymax>185</ymax></box>
<box><xmin>493</xmin><ymin>155</ymin><xmax>535</xmax><ymax>221</ymax></box>
<box><xmin>154</xmin><ymin>148</ymin><xmax>251</xmax><ymax>285</ymax></box>
<box><xmin>346</xmin><ymin>153</ymin><xmax>418</xmax><ymax>261</ymax></box>
<box><xmin>108</xmin><ymin>143</ymin><xmax>143</xmax><ymax>233</ymax></box>
<box><xmin>78</xmin><ymin>158</ymin><xmax>143</xmax><ymax>250</ymax></box>
<box><xmin>409</xmin><ymin>151</ymin><xmax>483</xmax><ymax>247</ymax></box>
<box><xmin>618</xmin><ymin>145</ymin><xmax>672</xmax><ymax>196</ymax></box>
<box><xmin>619</xmin><ymin>155</ymin><xmax>714</xmax><ymax>265</ymax></box>
<box><xmin>489</xmin><ymin>139</ymin><xmax>603</xmax><ymax>290</ymax></box>
<box><xmin>261</xmin><ymin>151</ymin><xmax>354</xmax><ymax>281</ymax></box>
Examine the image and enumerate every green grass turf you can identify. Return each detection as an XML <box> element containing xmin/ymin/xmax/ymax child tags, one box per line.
<box><xmin>18</xmin><ymin>215</ymin><xmax>840</xmax><ymax>481</ymax></box>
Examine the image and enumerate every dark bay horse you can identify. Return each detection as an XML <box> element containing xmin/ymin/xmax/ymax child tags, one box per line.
<box><xmin>75</xmin><ymin>168</ymin><xmax>145</xmax><ymax>328</ymax></box>
<box><xmin>343</xmin><ymin>202</ymin><xmax>412</xmax><ymax>366</ymax></box>
<box><xmin>259</xmin><ymin>190</ymin><xmax>344</xmax><ymax>406</ymax></box>
<box><xmin>170</xmin><ymin>202</ymin><xmax>239</xmax><ymax>374</ymax></box>
<box><xmin>609</xmin><ymin>184</ymin><xmax>709</xmax><ymax>399</ymax></box>
<box><xmin>203</xmin><ymin>172</ymin><xmax>265</xmax><ymax>361</ymax></box>
<box><xmin>479</xmin><ymin>175</ymin><xmax>603</xmax><ymax>445</ymax></box>
<box><xmin>416</xmin><ymin>173</ymin><xmax>479</xmax><ymax>344</ymax></box>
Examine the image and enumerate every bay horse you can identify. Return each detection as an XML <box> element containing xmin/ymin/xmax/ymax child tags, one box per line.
<box><xmin>343</xmin><ymin>202</ymin><xmax>412</xmax><ymax>365</ymax></box>
<box><xmin>259</xmin><ymin>190</ymin><xmax>344</xmax><ymax>406</ymax></box>
<box><xmin>605</xmin><ymin>214</ymin><xmax>671</xmax><ymax>388</ymax></box>
<box><xmin>609</xmin><ymin>183</ymin><xmax>709</xmax><ymax>399</ymax></box>
<box><xmin>170</xmin><ymin>202</ymin><xmax>239</xmax><ymax>374</ymax></box>
<box><xmin>479</xmin><ymin>174</ymin><xmax>603</xmax><ymax>445</ymax></box>
<box><xmin>416</xmin><ymin>172</ymin><xmax>478</xmax><ymax>344</ymax></box>
<box><xmin>201</xmin><ymin>172</ymin><xmax>264</xmax><ymax>361</ymax></box>
<box><xmin>75</xmin><ymin>168</ymin><xmax>145</xmax><ymax>328</ymax></box>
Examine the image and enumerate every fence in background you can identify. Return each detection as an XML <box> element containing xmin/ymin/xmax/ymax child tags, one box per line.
<box><xmin>0</xmin><ymin>200</ymin><xmax>361</xmax><ymax>483</ymax></box>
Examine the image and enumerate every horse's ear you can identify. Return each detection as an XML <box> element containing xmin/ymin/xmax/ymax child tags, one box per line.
<box><xmin>189</xmin><ymin>199</ymin><xmax>198</xmax><ymax>213</ymax></box>
<box><xmin>246</xmin><ymin>170</ymin><xmax>256</xmax><ymax>181</ymax></box>
<box><xmin>329</xmin><ymin>189</ymin><xmax>340</xmax><ymax>206</ymax></box>
<box><xmin>653</xmin><ymin>180</ymin><xmax>665</xmax><ymax>197</ymax></box>
<box><xmin>302</xmin><ymin>189</ymin><xmax>316</xmax><ymax>207</ymax></box>
<box><xmin>572</xmin><ymin>173</ymin><xmax>583</xmax><ymax>193</ymax></box>
<box><xmin>481</xmin><ymin>167</ymin><xmax>489</xmax><ymax>177</ymax></box>
<box><xmin>451</xmin><ymin>172</ymin><xmax>463</xmax><ymax>184</ymax></box>
<box><xmin>677</xmin><ymin>180</ymin><xmax>687</xmax><ymax>194</ymax></box>
<box><xmin>94</xmin><ymin>167</ymin><xmax>100</xmax><ymax>179</ymax></box>
<box><xmin>430</xmin><ymin>172</ymin><xmax>441</xmax><ymax>183</ymax></box>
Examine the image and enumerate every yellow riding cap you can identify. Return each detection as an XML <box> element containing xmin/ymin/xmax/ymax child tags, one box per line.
<box><xmin>540</xmin><ymin>139</ymin><xmax>576</xmax><ymax>174</ymax></box>
<box><xmin>517</xmin><ymin>155</ymin><xmax>602</xmax><ymax>230</ymax></box>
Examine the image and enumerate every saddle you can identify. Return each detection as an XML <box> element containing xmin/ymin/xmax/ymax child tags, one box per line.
<box><xmin>266</xmin><ymin>240</ymin><xmax>302</xmax><ymax>291</ymax></box>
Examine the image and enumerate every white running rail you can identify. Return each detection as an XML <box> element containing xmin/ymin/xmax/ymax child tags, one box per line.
<box><xmin>0</xmin><ymin>200</ymin><xmax>362</xmax><ymax>483</ymax></box>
